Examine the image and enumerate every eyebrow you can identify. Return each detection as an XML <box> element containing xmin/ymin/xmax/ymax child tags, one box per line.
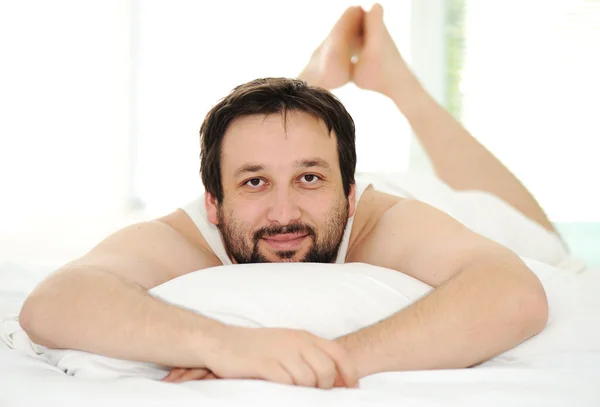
<box><xmin>234</xmin><ymin>164</ymin><xmax>264</xmax><ymax>178</ymax></box>
<box><xmin>233</xmin><ymin>157</ymin><xmax>331</xmax><ymax>178</ymax></box>
<box><xmin>295</xmin><ymin>157</ymin><xmax>331</xmax><ymax>170</ymax></box>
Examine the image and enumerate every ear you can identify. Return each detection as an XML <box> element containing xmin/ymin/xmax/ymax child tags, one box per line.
<box><xmin>205</xmin><ymin>192</ymin><xmax>220</xmax><ymax>225</ymax></box>
<box><xmin>348</xmin><ymin>183</ymin><xmax>357</xmax><ymax>218</ymax></box>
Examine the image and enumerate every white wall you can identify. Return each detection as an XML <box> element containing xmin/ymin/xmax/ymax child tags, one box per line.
<box><xmin>408</xmin><ymin>0</ymin><xmax>446</xmax><ymax>173</ymax></box>
<box><xmin>0</xmin><ymin>0</ymin><xmax>418</xmax><ymax>266</ymax></box>
<box><xmin>4</xmin><ymin>0</ymin><xmax>595</xmax><ymax>267</ymax></box>
<box><xmin>0</xmin><ymin>1</ymin><xmax>141</xmax><ymax>265</ymax></box>
<box><xmin>458</xmin><ymin>0</ymin><xmax>600</xmax><ymax>222</ymax></box>
<box><xmin>131</xmin><ymin>0</ymin><xmax>415</xmax><ymax>214</ymax></box>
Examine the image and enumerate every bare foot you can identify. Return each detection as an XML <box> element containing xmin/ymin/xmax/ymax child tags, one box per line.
<box><xmin>298</xmin><ymin>6</ymin><xmax>365</xmax><ymax>90</ymax></box>
<box><xmin>353</xmin><ymin>3</ymin><xmax>413</xmax><ymax>99</ymax></box>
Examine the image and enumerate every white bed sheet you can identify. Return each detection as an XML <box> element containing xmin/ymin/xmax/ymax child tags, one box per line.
<box><xmin>2</xmin><ymin>263</ymin><xmax>600</xmax><ymax>407</ymax></box>
<box><xmin>3</xmin><ymin>345</ymin><xmax>600</xmax><ymax>407</ymax></box>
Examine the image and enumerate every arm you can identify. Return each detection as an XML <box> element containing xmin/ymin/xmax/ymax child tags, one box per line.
<box><xmin>343</xmin><ymin>199</ymin><xmax>548</xmax><ymax>377</ymax></box>
<box><xmin>19</xmin><ymin>210</ymin><xmax>224</xmax><ymax>367</ymax></box>
<box><xmin>19</xmin><ymin>209</ymin><xmax>359</xmax><ymax>388</ymax></box>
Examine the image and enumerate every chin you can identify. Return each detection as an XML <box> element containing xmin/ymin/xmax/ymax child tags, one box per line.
<box><xmin>266</xmin><ymin>251</ymin><xmax>304</xmax><ymax>263</ymax></box>
<box><xmin>256</xmin><ymin>246</ymin><xmax>309</xmax><ymax>263</ymax></box>
<box><xmin>275</xmin><ymin>257</ymin><xmax>302</xmax><ymax>263</ymax></box>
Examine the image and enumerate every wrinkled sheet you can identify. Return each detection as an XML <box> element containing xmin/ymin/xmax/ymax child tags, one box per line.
<box><xmin>1</xmin><ymin>262</ymin><xmax>600</xmax><ymax>406</ymax></box>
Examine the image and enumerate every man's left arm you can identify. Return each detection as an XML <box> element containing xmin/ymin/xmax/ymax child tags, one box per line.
<box><xmin>342</xmin><ymin>198</ymin><xmax>548</xmax><ymax>378</ymax></box>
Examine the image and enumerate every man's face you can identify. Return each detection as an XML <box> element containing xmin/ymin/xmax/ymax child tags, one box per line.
<box><xmin>205</xmin><ymin>111</ymin><xmax>356</xmax><ymax>263</ymax></box>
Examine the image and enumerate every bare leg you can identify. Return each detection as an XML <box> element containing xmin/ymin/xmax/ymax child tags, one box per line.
<box><xmin>299</xmin><ymin>4</ymin><xmax>555</xmax><ymax>233</ymax></box>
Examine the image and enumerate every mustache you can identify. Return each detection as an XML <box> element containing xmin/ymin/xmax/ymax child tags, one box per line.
<box><xmin>253</xmin><ymin>223</ymin><xmax>316</xmax><ymax>240</ymax></box>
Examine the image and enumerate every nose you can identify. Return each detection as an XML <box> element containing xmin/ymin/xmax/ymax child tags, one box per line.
<box><xmin>266</xmin><ymin>187</ymin><xmax>301</xmax><ymax>225</ymax></box>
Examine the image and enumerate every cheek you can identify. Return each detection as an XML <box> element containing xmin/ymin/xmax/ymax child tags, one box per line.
<box><xmin>298</xmin><ymin>195</ymin><xmax>340</xmax><ymax>221</ymax></box>
<box><xmin>227</xmin><ymin>199</ymin><xmax>265</xmax><ymax>227</ymax></box>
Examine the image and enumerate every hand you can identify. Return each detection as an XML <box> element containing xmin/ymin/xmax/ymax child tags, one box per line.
<box><xmin>192</xmin><ymin>326</ymin><xmax>359</xmax><ymax>389</ymax></box>
<box><xmin>162</xmin><ymin>367</ymin><xmax>218</xmax><ymax>383</ymax></box>
<box><xmin>298</xmin><ymin>6</ymin><xmax>365</xmax><ymax>90</ymax></box>
<box><xmin>162</xmin><ymin>367</ymin><xmax>348</xmax><ymax>387</ymax></box>
<box><xmin>352</xmin><ymin>3</ymin><xmax>414</xmax><ymax>99</ymax></box>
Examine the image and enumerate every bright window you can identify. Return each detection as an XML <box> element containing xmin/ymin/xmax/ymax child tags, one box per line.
<box><xmin>444</xmin><ymin>0</ymin><xmax>600</xmax><ymax>266</ymax></box>
<box><xmin>445</xmin><ymin>0</ymin><xmax>600</xmax><ymax>223</ymax></box>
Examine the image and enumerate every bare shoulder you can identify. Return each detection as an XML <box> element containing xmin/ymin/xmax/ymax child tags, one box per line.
<box><xmin>159</xmin><ymin>209</ymin><xmax>220</xmax><ymax>257</ymax></box>
<box><xmin>347</xmin><ymin>196</ymin><xmax>502</xmax><ymax>286</ymax></box>
<box><xmin>346</xmin><ymin>185</ymin><xmax>404</xmax><ymax>257</ymax></box>
<box><xmin>65</xmin><ymin>209</ymin><xmax>222</xmax><ymax>290</ymax></box>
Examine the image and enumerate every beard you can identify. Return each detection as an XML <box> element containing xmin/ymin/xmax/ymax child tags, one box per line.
<box><xmin>216</xmin><ymin>199</ymin><xmax>349</xmax><ymax>264</ymax></box>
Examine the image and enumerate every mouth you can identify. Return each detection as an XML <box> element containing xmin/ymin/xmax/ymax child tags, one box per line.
<box><xmin>262</xmin><ymin>233</ymin><xmax>309</xmax><ymax>250</ymax></box>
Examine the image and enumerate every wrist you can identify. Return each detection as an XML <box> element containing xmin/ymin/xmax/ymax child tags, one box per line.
<box><xmin>336</xmin><ymin>334</ymin><xmax>369</xmax><ymax>379</ymax></box>
<box><xmin>185</xmin><ymin>316</ymin><xmax>228</xmax><ymax>367</ymax></box>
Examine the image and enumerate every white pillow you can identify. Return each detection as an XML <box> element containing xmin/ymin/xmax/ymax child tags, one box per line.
<box><xmin>152</xmin><ymin>262</ymin><xmax>432</xmax><ymax>337</ymax></box>
<box><xmin>42</xmin><ymin>260</ymin><xmax>600</xmax><ymax>379</ymax></box>
<box><xmin>43</xmin><ymin>262</ymin><xmax>433</xmax><ymax>379</ymax></box>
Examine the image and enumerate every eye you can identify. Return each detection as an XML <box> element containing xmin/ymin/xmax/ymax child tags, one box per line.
<box><xmin>300</xmin><ymin>174</ymin><xmax>321</xmax><ymax>184</ymax></box>
<box><xmin>244</xmin><ymin>178</ymin><xmax>266</xmax><ymax>188</ymax></box>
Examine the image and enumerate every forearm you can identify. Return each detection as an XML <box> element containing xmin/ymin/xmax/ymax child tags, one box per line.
<box><xmin>19</xmin><ymin>266</ymin><xmax>222</xmax><ymax>368</ymax></box>
<box><xmin>338</xmin><ymin>250</ymin><xmax>548</xmax><ymax>377</ymax></box>
<box><xmin>390</xmin><ymin>77</ymin><xmax>554</xmax><ymax>232</ymax></box>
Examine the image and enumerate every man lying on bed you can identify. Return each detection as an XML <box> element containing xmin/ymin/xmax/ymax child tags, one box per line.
<box><xmin>20</xmin><ymin>4</ymin><xmax>552</xmax><ymax>390</ymax></box>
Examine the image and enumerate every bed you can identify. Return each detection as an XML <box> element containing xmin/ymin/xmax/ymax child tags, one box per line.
<box><xmin>2</xmin><ymin>260</ymin><xmax>600</xmax><ymax>407</ymax></box>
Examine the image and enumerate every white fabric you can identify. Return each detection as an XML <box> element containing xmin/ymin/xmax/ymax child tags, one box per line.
<box><xmin>181</xmin><ymin>171</ymin><xmax>584</xmax><ymax>273</ymax></box>
<box><xmin>3</xmin><ymin>344</ymin><xmax>600</xmax><ymax>407</ymax></box>
<box><xmin>16</xmin><ymin>259</ymin><xmax>599</xmax><ymax>380</ymax></box>
<box><xmin>38</xmin><ymin>262</ymin><xmax>431</xmax><ymax>379</ymax></box>
<box><xmin>357</xmin><ymin>172</ymin><xmax>582</xmax><ymax>272</ymax></box>
<box><xmin>2</xmin><ymin>263</ymin><xmax>600</xmax><ymax>405</ymax></box>
<box><xmin>2</xmin><ymin>345</ymin><xmax>600</xmax><ymax>407</ymax></box>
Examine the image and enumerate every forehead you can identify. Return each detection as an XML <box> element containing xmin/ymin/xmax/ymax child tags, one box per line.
<box><xmin>220</xmin><ymin>111</ymin><xmax>339</xmax><ymax>175</ymax></box>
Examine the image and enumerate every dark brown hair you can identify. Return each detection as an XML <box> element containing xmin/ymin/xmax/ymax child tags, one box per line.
<box><xmin>199</xmin><ymin>77</ymin><xmax>356</xmax><ymax>203</ymax></box>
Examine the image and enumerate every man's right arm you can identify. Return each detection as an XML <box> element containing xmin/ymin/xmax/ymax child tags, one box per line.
<box><xmin>19</xmin><ymin>209</ymin><xmax>224</xmax><ymax>368</ymax></box>
<box><xmin>19</xmin><ymin>210</ymin><xmax>359</xmax><ymax>388</ymax></box>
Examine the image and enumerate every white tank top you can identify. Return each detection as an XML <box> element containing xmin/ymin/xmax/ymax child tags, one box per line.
<box><xmin>180</xmin><ymin>177</ymin><xmax>374</xmax><ymax>265</ymax></box>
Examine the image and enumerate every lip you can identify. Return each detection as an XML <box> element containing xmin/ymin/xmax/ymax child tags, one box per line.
<box><xmin>262</xmin><ymin>233</ymin><xmax>308</xmax><ymax>250</ymax></box>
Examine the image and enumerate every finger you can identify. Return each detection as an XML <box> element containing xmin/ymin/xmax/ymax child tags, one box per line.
<box><xmin>333</xmin><ymin>374</ymin><xmax>346</xmax><ymax>388</ymax></box>
<box><xmin>317</xmin><ymin>340</ymin><xmax>360</xmax><ymax>388</ymax></box>
<box><xmin>174</xmin><ymin>368</ymin><xmax>212</xmax><ymax>383</ymax></box>
<box><xmin>281</xmin><ymin>354</ymin><xmax>318</xmax><ymax>388</ymax></box>
<box><xmin>161</xmin><ymin>368</ymin><xmax>186</xmax><ymax>382</ymax></box>
<box><xmin>301</xmin><ymin>347</ymin><xmax>337</xmax><ymax>389</ymax></box>
<box><xmin>203</xmin><ymin>372</ymin><xmax>219</xmax><ymax>380</ymax></box>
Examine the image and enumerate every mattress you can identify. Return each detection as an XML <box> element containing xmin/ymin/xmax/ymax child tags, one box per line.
<box><xmin>1</xmin><ymin>262</ymin><xmax>600</xmax><ymax>407</ymax></box>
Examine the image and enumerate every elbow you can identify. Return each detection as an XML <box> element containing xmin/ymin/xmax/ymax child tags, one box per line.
<box><xmin>19</xmin><ymin>295</ymin><xmax>55</xmax><ymax>348</ymax></box>
<box><xmin>19</xmin><ymin>296</ymin><xmax>38</xmax><ymax>337</ymax></box>
<box><xmin>530</xmin><ymin>289</ymin><xmax>549</xmax><ymax>335</ymax></box>
<box><xmin>483</xmin><ymin>247</ymin><xmax>550</xmax><ymax>338</ymax></box>
<box><xmin>19</xmin><ymin>295</ymin><xmax>36</xmax><ymax>334</ymax></box>
<box><xmin>514</xmin><ymin>271</ymin><xmax>549</xmax><ymax>340</ymax></box>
